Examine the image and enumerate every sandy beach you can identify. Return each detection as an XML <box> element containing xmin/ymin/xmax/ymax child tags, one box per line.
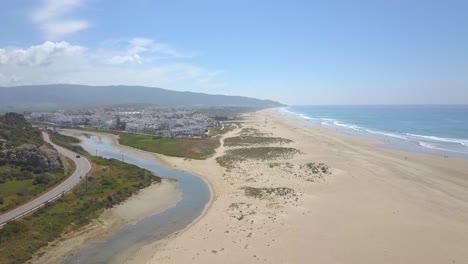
<box><xmin>132</xmin><ymin>108</ymin><xmax>468</xmax><ymax>264</ymax></box>
<box><xmin>31</xmin><ymin>109</ymin><xmax>468</xmax><ymax>264</ymax></box>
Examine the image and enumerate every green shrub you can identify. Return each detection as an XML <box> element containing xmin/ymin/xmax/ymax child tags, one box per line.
<box><xmin>33</xmin><ymin>174</ymin><xmax>51</xmax><ymax>185</ymax></box>
<box><xmin>33</xmin><ymin>167</ymin><xmax>44</xmax><ymax>174</ymax></box>
<box><xmin>224</xmin><ymin>136</ymin><xmax>292</xmax><ymax>147</ymax></box>
<box><xmin>242</xmin><ymin>186</ymin><xmax>295</xmax><ymax>199</ymax></box>
<box><xmin>217</xmin><ymin>147</ymin><xmax>301</xmax><ymax>168</ymax></box>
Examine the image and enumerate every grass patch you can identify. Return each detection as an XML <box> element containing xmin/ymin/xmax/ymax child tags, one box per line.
<box><xmin>0</xmin><ymin>135</ymin><xmax>162</xmax><ymax>264</ymax></box>
<box><xmin>193</xmin><ymin>106</ymin><xmax>256</xmax><ymax>119</ymax></box>
<box><xmin>216</xmin><ymin>147</ymin><xmax>300</xmax><ymax>168</ymax></box>
<box><xmin>0</xmin><ymin>165</ymin><xmax>65</xmax><ymax>213</ymax></box>
<box><xmin>209</xmin><ymin>124</ymin><xmax>236</xmax><ymax>137</ymax></box>
<box><xmin>239</xmin><ymin>127</ymin><xmax>265</xmax><ymax>137</ymax></box>
<box><xmin>224</xmin><ymin>136</ymin><xmax>292</xmax><ymax>147</ymax></box>
<box><xmin>117</xmin><ymin>132</ymin><xmax>220</xmax><ymax>160</ymax></box>
<box><xmin>227</xmin><ymin>147</ymin><xmax>300</xmax><ymax>160</ymax></box>
<box><xmin>215</xmin><ymin>154</ymin><xmax>240</xmax><ymax>169</ymax></box>
<box><xmin>303</xmin><ymin>162</ymin><xmax>331</xmax><ymax>174</ymax></box>
<box><xmin>47</xmin><ymin>131</ymin><xmax>80</xmax><ymax>146</ymax></box>
<box><xmin>76</xmin><ymin>129</ymin><xmax>221</xmax><ymax>160</ymax></box>
<box><xmin>242</xmin><ymin>187</ymin><xmax>295</xmax><ymax>199</ymax></box>
<box><xmin>47</xmin><ymin>130</ymin><xmax>86</xmax><ymax>155</ymax></box>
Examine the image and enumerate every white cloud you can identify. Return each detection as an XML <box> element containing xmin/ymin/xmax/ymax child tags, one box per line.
<box><xmin>0</xmin><ymin>50</ymin><xmax>7</xmax><ymax>64</ymax></box>
<box><xmin>0</xmin><ymin>41</ymin><xmax>85</xmax><ymax>66</ymax></box>
<box><xmin>109</xmin><ymin>54</ymin><xmax>142</xmax><ymax>65</ymax></box>
<box><xmin>129</xmin><ymin>38</ymin><xmax>191</xmax><ymax>58</ymax></box>
<box><xmin>129</xmin><ymin>38</ymin><xmax>154</xmax><ymax>49</ymax></box>
<box><xmin>0</xmin><ymin>41</ymin><xmax>225</xmax><ymax>92</ymax></box>
<box><xmin>109</xmin><ymin>38</ymin><xmax>195</xmax><ymax>65</ymax></box>
<box><xmin>32</xmin><ymin>0</ymin><xmax>89</xmax><ymax>40</ymax></box>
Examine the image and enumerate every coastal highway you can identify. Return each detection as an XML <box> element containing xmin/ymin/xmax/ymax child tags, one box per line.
<box><xmin>0</xmin><ymin>132</ymin><xmax>91</xmax><ymax>226</ymax></box>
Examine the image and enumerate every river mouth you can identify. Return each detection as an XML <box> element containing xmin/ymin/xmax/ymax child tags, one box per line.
<box><xmin>63</xmin><ymin>133</ymin><xmax>210</xmax><ymax>264</ymax></box>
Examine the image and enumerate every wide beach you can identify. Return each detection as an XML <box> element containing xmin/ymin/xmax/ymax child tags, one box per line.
<box><xmin>31</xmin><ymin>108</ymin><xmax>468</xmax><ymax>264</ymax></box>
<box><xmin>139</xmin><ymin>107</ymin><xmax>468</xmax><ymax>264</ymax></box>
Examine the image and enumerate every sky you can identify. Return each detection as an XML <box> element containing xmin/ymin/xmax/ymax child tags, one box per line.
<box><xmin>0</xmin><ymin>0</ymin><xmax>467</xmax><ymax>105</ymax></box>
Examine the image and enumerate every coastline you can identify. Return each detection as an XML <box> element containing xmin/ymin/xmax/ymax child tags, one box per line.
<box><xmin>142</xmin><ymin>107</ymin><xmax>468</xmax><ymax>264</ymax></box>
<box><xmin>281</xmin><ymin>106</ymin><xmax>468</xmax><ymax>159</ymax></box>
<box><xmin>31</xmin><ymin>110</ymin><xmax>468</xmax><ymax>264</ymax></box>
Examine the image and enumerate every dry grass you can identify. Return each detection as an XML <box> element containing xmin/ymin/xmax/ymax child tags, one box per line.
<box><xmin>242</xmin><ymin>186</ymin><xmax>295</xmax><ymax>199</ymax></box>
<box><xmin>224</xmin><ymin>136</ymin><xmax>292</xmax><ymax>147</ymax></box>
<box><xmin>216</xmin><ymin>147</ymin><xmax>301</xmax><ymax>168</ymax></box>
<box><xmin>239</xmin><ymin>127</ymin><xmax>267</xmax><ymax>137</ymax></box>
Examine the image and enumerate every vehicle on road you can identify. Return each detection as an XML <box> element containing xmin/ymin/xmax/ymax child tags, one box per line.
<box><xmin>76</xmin><ymin>155</ymin><xmax>81</xmax><ymax>158</ymax></box>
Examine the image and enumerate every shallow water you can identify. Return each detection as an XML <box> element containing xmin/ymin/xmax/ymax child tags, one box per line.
<box><xmin>283</xmin><ymin>105</ymin><xmax>468</xmax><ymax>159</ymax></box>
<box><xmin>63</xmin><ymin>135</ymin><xmax>210</xmax><ymax>264</ymax></box>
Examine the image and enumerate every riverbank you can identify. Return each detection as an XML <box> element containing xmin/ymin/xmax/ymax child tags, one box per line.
<box><xmin>27</xmin><ymin>130</ymin><xmax>182</xmax><ymax>264</ymax></box>
<box><xmin>140</xmin><ymin>107</ymin><xmax>468</xmax><ymax>264</ymax></box>
<box><xmin>59</xmin><ymin>129</ymin><xmax>216</xmax><ymax>264</ymax></box>
<box><xmin>30</xmin><ymin>178</ymin><xmax>180</xmax><ymax>264</ymax></box>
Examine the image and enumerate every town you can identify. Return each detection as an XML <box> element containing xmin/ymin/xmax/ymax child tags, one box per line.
<box><xmin>25</xmin><ymin>107</ymin><xmax>228</xmax><ymax>138</ymax></box>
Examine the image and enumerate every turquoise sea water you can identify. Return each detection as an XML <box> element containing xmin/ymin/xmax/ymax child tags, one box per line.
<box><xmin>283</xmin><ymin>105</ymin><xmax>468</xmax><ymax>158</ymax></box>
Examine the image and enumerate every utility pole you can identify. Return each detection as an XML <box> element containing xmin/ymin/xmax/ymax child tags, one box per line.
<box><xmin>121</xmin><ymin>154</ymin><xmax>124</xmax><ymax>162</ymax></box>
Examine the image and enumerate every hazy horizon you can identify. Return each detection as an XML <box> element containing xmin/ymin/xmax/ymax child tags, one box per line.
<box><xmin>3</xmin><ymin>84</ymin><xmax>468</xmax><ymax>107</ymax></box>
<box><xmin>1</xmin><ymin>1</ymin><xmax>467</xmax><ymax>105</ymax></box>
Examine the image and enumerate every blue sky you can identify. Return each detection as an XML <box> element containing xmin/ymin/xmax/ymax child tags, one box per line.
<box><xmin>0</xmin><ymin>0</ymin><xmax>467</xmax><ymax>105</ymax></box>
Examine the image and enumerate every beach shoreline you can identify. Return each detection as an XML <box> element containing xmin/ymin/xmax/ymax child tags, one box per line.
<box><xmin>280</xmin><ymin>106</ymin><xmax>468</xmax><ymax>159</ymax></box>
<box><xmin>31</xmin><ymin>109</ymin><xmax>468</xmax><ymax>264</ymax></box>
<box><xmin>142</xmin><ymin>107</ymin><xmax>468</xmax><ymax>264</ymax></box>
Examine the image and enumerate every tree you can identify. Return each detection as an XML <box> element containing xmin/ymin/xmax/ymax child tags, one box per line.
<box><xmin>33</xmin><ymin>174</ymin><xmax>50</xmax><ymax>185</ymax></box>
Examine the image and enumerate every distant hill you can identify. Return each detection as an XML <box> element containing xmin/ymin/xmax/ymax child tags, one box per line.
<box><xmin>0</xmin><ymin>84</ymin><xmax>284</xmax><ymax>110</ymax></box>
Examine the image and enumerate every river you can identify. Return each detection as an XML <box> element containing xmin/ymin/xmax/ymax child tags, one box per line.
<box><xmin>63</xmin><ymin>133</ymin><xmax>210</xmax><ymax>263</ymax></box>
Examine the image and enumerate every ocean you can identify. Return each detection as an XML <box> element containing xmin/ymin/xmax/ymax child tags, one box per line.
<box><xmin>282</xmin><ymin>105</ymin><xmax>468</xmax><ymax>158</ymax></box>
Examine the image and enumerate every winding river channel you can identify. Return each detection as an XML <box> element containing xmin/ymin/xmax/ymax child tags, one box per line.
<box><xmin>63</xmin><ymin>134</ymin><xmax>210</xmax><ymax>263</ymax></box>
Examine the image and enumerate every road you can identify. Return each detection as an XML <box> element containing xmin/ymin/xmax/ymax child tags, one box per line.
<box><xmin>0</xmin><ymin>132</ymin><xmax>91</xmax><ymax>226</ymax></box>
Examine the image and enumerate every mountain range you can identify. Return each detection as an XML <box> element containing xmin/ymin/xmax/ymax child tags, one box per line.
<box><xmin>0</xmin><ymin>84</ymin><xmax>284</xmax><ymax>110</ymax></box>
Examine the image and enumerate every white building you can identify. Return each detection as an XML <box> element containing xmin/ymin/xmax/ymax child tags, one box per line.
<box><xmin>125</xmin><ymin>122</ymin><xmax>145</xmax><ymax>132</ymax></box>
